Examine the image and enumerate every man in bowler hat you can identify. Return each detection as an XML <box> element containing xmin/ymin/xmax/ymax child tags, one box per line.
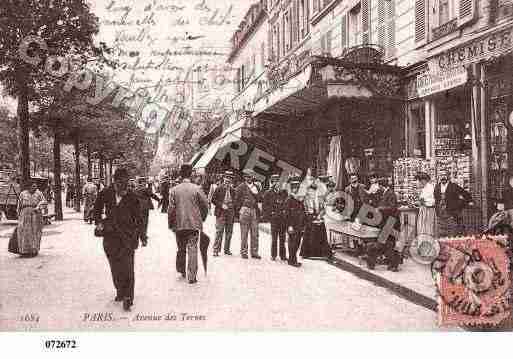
<box><xmin>94</xmin><ymin>168</ymin><xmax>142</xmax><ymax>311</ymax></box>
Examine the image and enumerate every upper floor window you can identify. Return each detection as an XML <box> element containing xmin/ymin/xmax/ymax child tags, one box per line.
<box><xmin>349</xmin><ymin>3</ymin><xmax>362</xmax><ymax>47</ymax></box>
<box><xmin>299</xmin><ymin>0</ymin><xmax>310</xmax><ymax>37</ymax></box>
<box><xmin>415</xmin><ymin>0</ymin><xmax>476</xmax><ymax>46</ymax></box>
<box><xmin>439</xmin><ymin>0</ymin><xmax>451</xmax><ymax>25</ymax></box>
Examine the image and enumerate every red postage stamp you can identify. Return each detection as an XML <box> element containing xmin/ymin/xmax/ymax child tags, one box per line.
<box><xmin>433</xmin><ymin>235</ymin><xmax>511</xmax><ymax>328</ymax></box>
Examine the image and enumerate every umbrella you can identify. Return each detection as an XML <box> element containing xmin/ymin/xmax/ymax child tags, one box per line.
<box><xmin>199</xmin><ymin>231</ymin><xmax>210</xmax><ymax>274</ymax></box>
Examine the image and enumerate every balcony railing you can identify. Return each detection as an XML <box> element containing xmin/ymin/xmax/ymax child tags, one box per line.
<box><xmin>431</xmin><ymin>18</ymin><xmax>458</xmax><ymax>41</ymax></box>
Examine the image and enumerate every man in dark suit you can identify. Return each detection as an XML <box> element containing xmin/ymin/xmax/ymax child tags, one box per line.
<box><xmin>434</xmin><ymin>172</ymin><xmax>473</xmax><ymax>237</ymax></box>
<box><xmin>168</xmin><ymin>164</ymin><xmax>209</xmax><ymax>284</ymax></box>
<box><xmin>136</xmin><ymin>178</ymin><xmax>161</xmax><ymax>247</ymax></box>
<box><xmin>94</xmin><ymin>168</ymin><xmax>142</xmax><ymax>311</ymax></box>
<box><xmin>366</xmin><ymin>178</ymin><xmax>401</xmax><ymax>271</ymax></box>
<box><xmin>285</xmin><ymin>179</ymin><xmax>306</xmax><ymax>267</ymax></box>
<box><xmin>211</xmin><ymin>171</ymin><xmax>236</xmax><ymax>256</ymax></box>
<box><xmin>262</xmin><ymin>174</ymin><xmax>288</xmax><ymax>261</ymax></box>
<box><xmin>344</xmin><ymin>174</ymin><xmax>368</xmax><ymax>221</ymax></box>
<box><xmin>235</xmin><ymin>169</ymin><xmax>262</xmax><ymax>259</ymax></box>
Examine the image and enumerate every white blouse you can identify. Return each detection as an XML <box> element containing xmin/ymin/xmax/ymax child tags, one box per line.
<box><xmin>419</xmin><ymin>182</ymin><xmax>435</xmax><ymax>207</ymax></box>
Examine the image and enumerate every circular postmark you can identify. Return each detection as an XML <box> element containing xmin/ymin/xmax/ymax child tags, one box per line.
<box><xmin>509</xmin><ymin>110</ymin><xmax>513</xmax><ymax>128</ymax></box>
<box><xmin>509</xmin><ymin>176</ymin><xmax>513</xmax><ymax>189</ymax></box>
<box><xmin>410</xmin><ymin>234</ymin><xmax>440</xmax><ymax>265</ymax></box>
<box><xmin>431</xmin><ymin>237</ymin><xmax>511</xmax><ymax>327</ymax></box>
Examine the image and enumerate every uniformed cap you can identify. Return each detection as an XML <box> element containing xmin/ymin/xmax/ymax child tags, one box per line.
<box><xmin>242</xmin><ymin>169</ymin><xmax>257</xmax><ymax>177</ymax></box>
<box><xmin>223</xmin><ymin>171</ymin><xmax>234</xmax><ymax>178</ymax></box>
<box><xmin>289</xmin><ymin>180</ymin><xmax>301</xmax><ymax>188</ymax></box>
<box><xmin>270</xmin><ymin>174</ymin><xmax>280</xmax><ymax>181</ymax></box>
<box><xmin>288</xmin><ymin>176</ymin><xmax>302</xmax><ymax>183</ymax></box>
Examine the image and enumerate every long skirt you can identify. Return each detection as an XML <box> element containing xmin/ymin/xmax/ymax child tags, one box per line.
<box><xmin>17</xmin><ymin>207</ymin><xmax>43</xmax><ymax>255</ymax></box>
<box><xmin>300</xmin><ymin>219</ymin><xmax>332</xmax><ymax>259</ymax></box>
<box><xmin>417</xmin><ymin>206</ymin><xmax>436</xmax><ymax>238</ymax></box>
<box><xmin>83</xmin><ymin>196</ymin><xmax>96</xmax><ymax>221</ymax></box>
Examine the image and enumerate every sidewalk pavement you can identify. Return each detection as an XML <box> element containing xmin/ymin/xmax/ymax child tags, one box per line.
<box><xmin>258</xmin><ymin>223</ymin><xmax>438</xmax><ymax>312</ymax></box>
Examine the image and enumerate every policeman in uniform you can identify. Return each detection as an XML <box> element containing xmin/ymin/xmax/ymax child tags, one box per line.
<box><xmin>284</xmin><ymin>178</ymin><xmax>307</xmax><ymax>267</ymax></box>
<box><xmin>263</xmin><ymin>174</ymin><xmax>288</xmax><ymax>261</ymax></box>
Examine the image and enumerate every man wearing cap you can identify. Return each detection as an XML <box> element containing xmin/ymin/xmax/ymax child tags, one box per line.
<box><xmin>263</xmin><ymin>174</ymin><xmax>288</xmax><ymax>261</ymax></box>
<box><xmin>211</xmin><ymin>171</ymin><xmax>236</xmax><ymax>256</ymax></box>
<box><xmin>168</xmin><ymin>164</ymin><xmax>209</xmax><ymax>284</ymax></box>
<box><xmin>93</xmin><ymin>168</ymin><xmax>142</xmax><ymax>311</ymax></box>
<box><xmin>284</xmin><ymin>178</ymin><xmax>306</xmax><ymax>267</ymax></box>
<box><xmin>345</xmin><ymin>174</ymin><xmax>368</xmax><ymax>221</ymax></box>
<box><xmin>235</xmin><ymin>169</ymin><xmax>262</xmax><ymax>259</ymax></box>
<box><xmin>434</xmin><ymin>171</ymin><xmax>473</xmax><ymax>237</ymax></box>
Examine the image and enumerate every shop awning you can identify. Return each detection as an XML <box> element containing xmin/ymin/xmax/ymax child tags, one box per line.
<box><xmin>193</xmin><ymin>121</ymin><xmax>245</xmax><ymax>170</ymax></box>
<box><xmin>187</xmin><ymin>151</ymin><xmax>204</xmax><ymax>166</ymax></box>
<box><xmin>252</xmin><ymin>54</ymin><xmax>403</xmax><ymax>117</ymax></box>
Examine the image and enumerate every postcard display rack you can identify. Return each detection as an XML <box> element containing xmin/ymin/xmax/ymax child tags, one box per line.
<box><xmin>393</xmin><ymin>158</ymin><xmax>436</xmax><ymax>204</ymax></box>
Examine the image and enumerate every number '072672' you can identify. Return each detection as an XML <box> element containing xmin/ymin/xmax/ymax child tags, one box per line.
<box><xmin>44</xmin><ymin>340</ymin><xmax>77</xmax><ymax>349</ymax></box>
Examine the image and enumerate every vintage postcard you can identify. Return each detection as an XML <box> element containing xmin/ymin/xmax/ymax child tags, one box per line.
<box><xmin>1</xmin><ymin>0</ymin><xmax>513</xmax><ymax>342</ymax></box>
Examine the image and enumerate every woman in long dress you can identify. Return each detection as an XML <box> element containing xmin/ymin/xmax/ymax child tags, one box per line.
<box><xmin>300</xmin><ymin>184</ymin><xmax>333</xmax><ymax>259</ymax></box>
<box><xmin>17</xmin><ymin>182</ymin><xmax>46</xmax><ymax>257</ymax></box>
<box><xmin>415</xmin><ymin>172</ymin><xmax>437</xmax><ymax>238</ymax></box>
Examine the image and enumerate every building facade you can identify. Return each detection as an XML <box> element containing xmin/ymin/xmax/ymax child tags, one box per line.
<box><xmin>195</xmin><ymin>0</ymin><xmax>513</xmax><ymax>230</ymax></box>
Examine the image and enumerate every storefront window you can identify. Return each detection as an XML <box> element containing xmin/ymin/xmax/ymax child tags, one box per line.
<box><xmin>488</xmin><ymin>58</ymin><xmax>513</xmax><ymax>211</ymax></box>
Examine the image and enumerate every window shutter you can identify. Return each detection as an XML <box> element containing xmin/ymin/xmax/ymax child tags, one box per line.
<box><xmin>261</xmin><ymin>42</ymin><xmax>265</xmax><ymax>70</ymax></box>
<box><xmin>386</xmin><ymin>0</ymin><xmax>396</xmax><ymax>57</ymax></box>
<box><xmin>320</xmin><ymin>34</ymin><xmax>326</xmax><ymax>54</ymax></box>
<box><xmin>294</xmin><ymin>0</ymin><xmax>300</xmax><ymax>44</ymax></box>
<box><xmin>252</xmin><ymin>54</ymin><xmax>256</xmax><ymax>78</ymax></box>
<box><xmin>268</xmin><ymin>30</ymin><xmax>272</xmax><ymax>62</ymax></box>
<box><xmin>326</xmin><ymin>30</ymin><xmax>332</xmax><ymax>56</ymax></box>
<box><xmin>313</xmin><ymin>0</ymin><xmax>319</xmax><ymax>14</ymax></box>
<box><xmin>236</xmin><ymin>67</ymin><xmax>241</xmax><ymax>93</ymax></box>
<box><xmin>415</xmin><ymin>0</ymin><xmax>427</xmax><ymax>45</ymax></box>
<box><xmin>362</xmin><ymin>0</ymin><xmax>370</xmax><ymax>44</ymax></box>
<box><xmin>458</xmin><ymin>0</ymin><xmax>476</xmax><ymax>26</ymax></box>
<box><xmin>341</xmin><ymin>14</ymin><xmax>347</xmax><ymax>52</ymax></box>
<box><xmin>378</xmin><ymin>0</ymin><xmax>386</xmax><ymax>47</ymax></box>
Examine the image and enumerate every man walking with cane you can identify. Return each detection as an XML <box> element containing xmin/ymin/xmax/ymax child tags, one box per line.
<box><xmin>168</xmin><ymin>165</ymin><xmax>209</xmax><ymax>284</ymax></box>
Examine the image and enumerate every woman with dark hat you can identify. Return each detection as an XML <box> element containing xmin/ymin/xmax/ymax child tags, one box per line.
<box><xmin>415</xmin><ymin>172</ymin><xmax>436</xmax><ymax>239</ymax></box>
<box><xmin>300</xmin><ymin>182</ymin><xmax>333</xmax><ymax>260</ymax></box>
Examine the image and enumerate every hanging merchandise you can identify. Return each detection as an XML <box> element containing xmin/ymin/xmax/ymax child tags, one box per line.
<box><xmin>393</xmin><ymin>158</ymin><xmax>436</xmax><ymax>205</ymax></box>
<box><xmin>326</xmin><ymin>135</ymin><xmax>342</xmax><ymax>185</ymax></box>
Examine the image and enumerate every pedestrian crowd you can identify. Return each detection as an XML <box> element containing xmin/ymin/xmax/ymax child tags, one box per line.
<box><xmin>6</xmin><ymin>162</ymin><xmax>505</xmax><ymax>314</ymax></box>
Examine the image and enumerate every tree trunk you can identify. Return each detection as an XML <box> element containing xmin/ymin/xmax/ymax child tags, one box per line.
<box><xmin>53</xmin><ymin>124</ymin><xmax>63</xmax><ymax>220</ymax></box>
<box><xmin>87</xmin><ymin>144</ymin><xmax>92</xmax><ymax>180</ymax></box>
<box><xmin>109</xmin><ymin>160</ymin><xmax>113</xmax><ymax>186</ymax></box>
<box><xmin>16</xmin><ymin>74</ymin><xmax>30</xmax><ymax>189</ymax></box>
<box><xmin>73</xmin><ymin>132</ymin><xmax>81</xmax><ymax>212</ymax></box>
<box><xmin>99</xmin><ymin>156</ymin><xmax>105</xmax><ymax>182</ymax></box>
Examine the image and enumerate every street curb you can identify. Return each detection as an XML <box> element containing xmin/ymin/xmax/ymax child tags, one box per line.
<box><xmin>328</xmin><ymin>257</ymin><xmax>438</xmax><ymax>312</ymax></box>
<box><xmin>259</xmin><ymin>223</ymin><xmax>437</xmax><ymax>313</ymax></box>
